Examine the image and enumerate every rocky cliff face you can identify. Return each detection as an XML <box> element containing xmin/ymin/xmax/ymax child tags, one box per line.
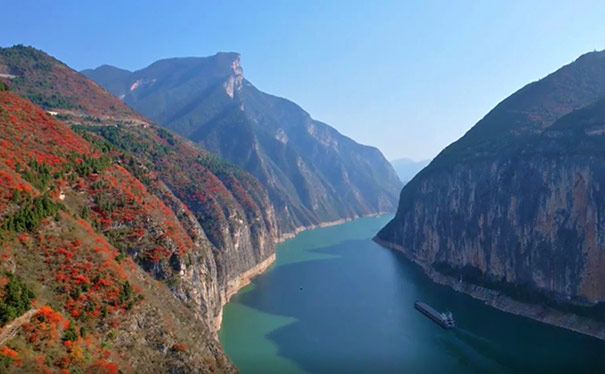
<box><xmin>83</xmin><ymin>53</ymin><xmax>402</xmax><ymax>235</ymax></box>
<box><xmin>376</xmin><ymin>50</ymin><xmax>605</xmax><ymax>337</ymax></box>
<box><xmin>79</xmin><ymin>124</ymin><xmax>278</xmax><ymax>331</ymax></box>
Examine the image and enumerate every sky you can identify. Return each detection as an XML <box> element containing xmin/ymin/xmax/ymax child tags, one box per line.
<box><xmin>2</xmin><ymin>0</ymin><xmax>605</xmax><ymax>161</ymax></box>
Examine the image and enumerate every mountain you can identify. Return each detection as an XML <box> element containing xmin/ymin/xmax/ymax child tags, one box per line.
<box><xmin>83</xmin><ymin>53</ymin><xmax>402</xmax><ymax>235</ymax></box>
<box><xmin>0</xmin><ymin>46</ymin><xmax>144</xmax><ymax>122</ymax></box>
<box><xmin>0</xmin><ymin>45</ymin><xmax>285</xmax><ymax>372</ymax></box>
<box><xmin>375</xmin><ymin>51</ymin><xmax>605</xmax><ymax>339</ymax></box>
<box><xmin>0</xmin><ymin>89</ymin><xmax>237</xmax><ymax>373</ymax></box>
<box><xmin>390</xmin><ymin>158</ymin><xmax>429</xmax><ymax>184</ymax></box>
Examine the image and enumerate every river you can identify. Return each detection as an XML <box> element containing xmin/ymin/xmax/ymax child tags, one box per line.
<box><xmin>219</xmin><ymin>215</ymin><xmax>605</xmax><ymax>373</ymax></box>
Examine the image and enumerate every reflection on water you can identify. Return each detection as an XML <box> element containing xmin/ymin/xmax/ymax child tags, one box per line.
<box><xmin>220</xmin><ymin>216</ymin><xmax>605</xmax><ymax>374</ymax></box>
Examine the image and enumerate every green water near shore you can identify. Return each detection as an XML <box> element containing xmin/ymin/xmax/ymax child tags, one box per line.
<box><xmin>220</xmin><ymin>215</ymin><xmax>605</xmax><ymax>373</ymax></box>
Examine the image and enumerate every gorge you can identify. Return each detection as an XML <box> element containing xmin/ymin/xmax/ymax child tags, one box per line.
<box><xmin>1</xmin><ymin>41</ymin><xmax>605</xmax><ymax>374</ymax></box>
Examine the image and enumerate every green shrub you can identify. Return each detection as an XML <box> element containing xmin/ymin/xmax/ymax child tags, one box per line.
<box><xmin>1</xmin><ymin>193</ymin><xmax>64</xmax><ymax>233</ymax></box>
<box><xmin>62</xmin><ymin>325</ymin><xmax>78</xmax><ymax>342</ymax></box>
<box><xmin>21</xmin><ymin>159</ymin><xmax>52</xmax><ymax>190</ymax></box>
<box><xmin>0</xmin><ymin>273</ymin><xmax>35</xmax><ymax>326</ymax></box>
<box><xmin>119</xmin><ymin>281</ymin><xmax>132</xmax><ymax>303</ymax></box>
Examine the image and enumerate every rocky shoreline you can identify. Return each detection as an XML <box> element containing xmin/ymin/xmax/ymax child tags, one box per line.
<box><xmin>211</xmin><ymin>253</ymin><xmax>277</xmax><ymax>333</ymax></box>
<box><xmin>276</xmin><ymin>212</ymin><xmax>391</xmax><ymax>242</ymax></box>
<box><xmin>214</xmin><ymin>212</ymin><xmax>390</xmax><ymax>334</ymax></box>
<box><xmin>213</xmin><ymin>216</ymin><xmax>358</xmax><ymax>334</ymax></box>
<box><xmin>373</xmin><ymin>237</ymin><xmax>605</xmax><ymax>341</ymax></box>
<box><xmin>276</xmin><ymin>216</ymin><xmax>358</xmax><ymax>243</ymax></box>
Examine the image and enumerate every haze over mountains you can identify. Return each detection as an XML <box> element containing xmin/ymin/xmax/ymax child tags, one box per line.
<box><xmin>390</xmin><ymin>158</ymin><xmax>430</xmax><ymax>184</ymax></box>
<box><xmin>82</xmin><ymin>53</ymin><xmax>402</xmax><ymax>234</ymax></box>
<box><xmin>376</xmin><ymin>50</ymin><xmax>605</xmax><ymax>339</ymax></box>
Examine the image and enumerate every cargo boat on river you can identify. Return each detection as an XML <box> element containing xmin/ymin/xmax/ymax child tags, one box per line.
<box><xmin>414</xmin><ymin>301</ymin><xmax>456</xmax><ymax>329</ymax></box>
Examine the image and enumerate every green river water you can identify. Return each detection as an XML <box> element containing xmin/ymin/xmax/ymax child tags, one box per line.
<box><xmin>219</xmin><ymin>215</ymin><xmax>605</xmax><ymax>373</ymax></box>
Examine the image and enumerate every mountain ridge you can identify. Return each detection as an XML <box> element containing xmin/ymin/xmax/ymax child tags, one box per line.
<box><xmin>83</xmin><ymin>53</ymin><xmax>403</xmax><ymax>235</ymax></box>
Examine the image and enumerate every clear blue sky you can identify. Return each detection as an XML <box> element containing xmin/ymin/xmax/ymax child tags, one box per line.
<box><xmin>2</xmin><ymin>0</ymin><xmax>605</xmax><ymax>161</ymax></box>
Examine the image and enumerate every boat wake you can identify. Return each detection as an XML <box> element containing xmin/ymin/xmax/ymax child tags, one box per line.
<box><xmin>446</xmin><ymin>328</ymin><xmax>511</xmax><ymax>373</ymax></box>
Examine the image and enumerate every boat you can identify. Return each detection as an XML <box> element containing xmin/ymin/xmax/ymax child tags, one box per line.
<box><xmin>414</xmin><ymin>301</ymin><xmax>456</xmax><ymax>329</ymax></box>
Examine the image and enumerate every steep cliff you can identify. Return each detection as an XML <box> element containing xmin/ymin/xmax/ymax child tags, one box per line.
<box><xmin>376</xmin><ymin>50</ymin><xmax>605</xmax><ymax>338</ymax></box>
<box><xmin>83</xmin><ymin>53</ymin><xmax>402</xmax><ymax>235</ymax></box>
<box><xmin>76</xmin><ymin>124</ymin><xmax>278</xmax><ymax>331</ymax></box>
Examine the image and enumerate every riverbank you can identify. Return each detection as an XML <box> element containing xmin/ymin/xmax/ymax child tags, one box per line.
<box><xmin>276</xmin><ymin>217</ymin><xmax>358</xmax><ymax>243</ymax></box>
<box><xmin>373</xmin><ymin>237</ymin><xmax>605</xmax><ymax>341</ymax></box>
<box><xmin>221</xmin><ymin>215</ymin><xmax>605</xmax><ymax>373</ymax></box>
<box><xmin>212</xmin><ymin>253</ymin><xmax>277</xmax><ymax>333</ymax></box>
<box><xmin>276</xmin><ymin>212</ymin><xmax>392</xmax><ymax>243</ymax></box>
<box><xmin>213</xmin><ymin>212</ymin><xmax>389</xmax><ymax>334</ymax></box>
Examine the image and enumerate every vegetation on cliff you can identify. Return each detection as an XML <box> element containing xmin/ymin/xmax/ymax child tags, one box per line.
<box><xmin>0</xmin><ymin>63</ymin><xmax>244</xmax><ymax>372</ymax></box>
<box><xmin>0</xmin><ymin>45</ymin><xmax>144</xmax><ymax>120</ymax></box>
<box><xmin>0</xmin><ymin>42</ymin><xmax>316</xmax><ymax>373</ymax></box>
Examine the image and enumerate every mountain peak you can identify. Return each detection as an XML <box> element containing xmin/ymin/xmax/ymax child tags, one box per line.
<box><xmin>136</xmin><ymin>51</ymin><xmax>242</xmax><ymax>77</ymax></box>
<box><xmin>82</xmin><ymin>52</ymin><xmax>248</xmax><ymax>115</ymax></box>
<box><xmin>223</xmin><ymin>53</ymin><xmax>243</xmax><ymax>98</ymax></box>
<box><xmin>213</xmin><ymin>51</ymin><xmax>241</xmax><ymax>60</ymax></box>
<box><xmin>93</xmin><ymin>64</ymin><xmax>132</xmax><ymax>73</ymax></box>
<box><xmin>85</xmin><ymin>53</ymin><xmax>402</xmax><ymax>234</ymax></box>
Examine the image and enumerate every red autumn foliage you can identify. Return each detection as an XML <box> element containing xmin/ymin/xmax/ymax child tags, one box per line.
<box><xmin>0</xmin><ymin>345</ymin><xmax>19</xmax><ymax>358</ymax></box>
<box><xmin>171</xmin><ymin>343</ymin><xmax>187</xmax><ymax>352</ymax></box>
<box><xmin>37</xmin><ymin>305</ymin><xmax>64</xmax><ymax>324</ymax></box>
<box><xmin>87</xmin><ymin>360</ymin><xmax>119</xmax><ymax>374</ymax></box>
<box><xmin>0</xmin><ymin>92</ymin><xmax>93</xmax><ymax>164</ymax></box>
<box><xmin>0</xmin><ymin>345</ymin><xmax>22</xmax><ymax>367</ymax></box>
<box><xmin>0</xmin><ymin>65</ymin><xmax>255</xmax><ymax>372</ymax></box>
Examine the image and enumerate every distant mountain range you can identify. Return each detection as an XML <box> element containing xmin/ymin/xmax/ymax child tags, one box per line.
<box><xmin>83</xmin><ymin>54</ymin><xmax>402</xmax><ymax>234</ymax></box>
<box><xmin>390</xmin><ymin>157</ymin><xmax>430</xmax><ymax>184</ymax></box>
<box><xmin>376</xmin><ymin>50</ymin><xmax>605</xmax><ymax>339</ymax></box>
